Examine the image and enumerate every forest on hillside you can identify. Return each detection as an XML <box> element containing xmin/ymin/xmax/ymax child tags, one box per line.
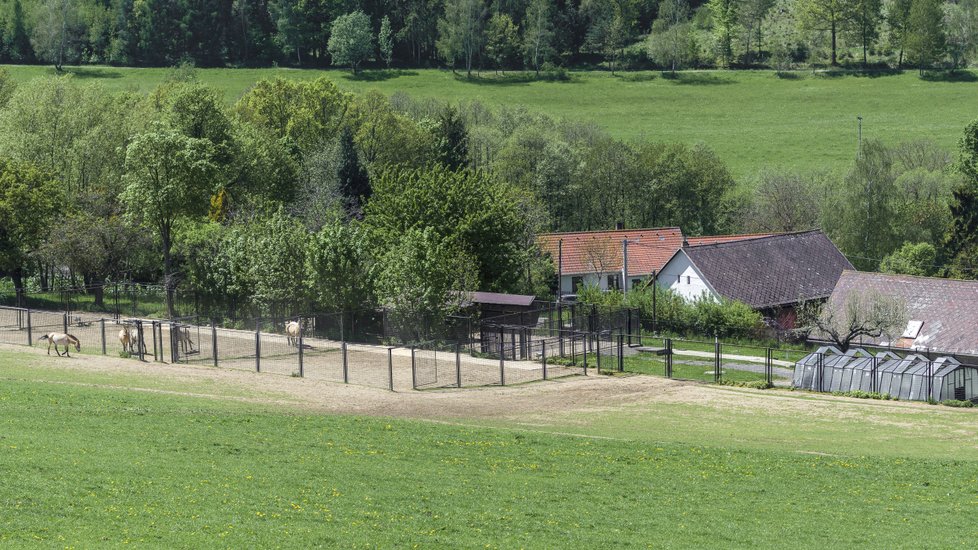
<box><xmin>0</xmin><ymin>0</ymin><xmax>974</xmax><ymax>72</ymax></box>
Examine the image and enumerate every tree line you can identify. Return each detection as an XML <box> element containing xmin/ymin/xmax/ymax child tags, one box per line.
<box><xmin>0</xmin><ymin>0</ymin><xmax>974</xmax><ymax>73</ymax></box>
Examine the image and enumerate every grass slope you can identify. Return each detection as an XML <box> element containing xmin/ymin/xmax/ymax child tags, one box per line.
<box><xmin>4</xmin><ymin>65</ymin><xmax>977</xmax><ymax>177</ymax></box>
<box><xmin>2</xmin><ymin>351</ymin><xmax>978</xmax><ymax>546</ymax></box>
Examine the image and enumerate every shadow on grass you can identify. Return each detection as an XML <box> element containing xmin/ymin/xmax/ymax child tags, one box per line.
<box><xmin>661</xmin><ymin>72</ymin><xmax>735</xmax><ymax>85</ymax></box>
<box><xmin>341</xmin><ymin>69</ymin><xmax>419</xmax><ymax>82</ymax></box>
<box><xmin>451</xmin><ymin>71</ymin><xmax>581</xmax><ymax>85</ymax></box>
<box><xmin>615</xmin><ymin>72</ymin><xmax>657</xmax><ymax>82</ymax></box>
<box><xmin>815</xmin><ymin>67</ymin><xmax>905</xmax><ymax>79</ymax></box>
<box><xmin>774</xmin><ymin>71</ymin><xmax>803</xmax><ymax>80</ymax></box>
<box><xmin>920</xmin><ymin>70</ymin><xmax>978</xmax><ymax>82</ymax></box>
<box><xmin>45</xmin><ymin>66</ymin><xmax>125</xmax><ymax>79</ymax></box>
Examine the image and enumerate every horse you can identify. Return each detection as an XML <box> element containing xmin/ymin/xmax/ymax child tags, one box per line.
<box><xmin>285</xmin><ymin>320</ymin><xmax>301</xmax><ymax>347</ymax></box>
<box><xmin>119</xmin><ymin>325</ymin><xmax>145</xmax><ymax>355</ymax></box>
<box><xmin>39</xmin><ymin>333</ymin><xmax>81</xmax><ymax>357</ymax></box>
<box><xmin>172</xmin><ymin>325</ymin><xmax>195</xmax><ymax>354</ymax></box>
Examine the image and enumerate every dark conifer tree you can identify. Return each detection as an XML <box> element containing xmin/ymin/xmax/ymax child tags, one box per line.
<box><xmin>436</xmin><ymin>105</ymin><xmax>469</xmax><ymax>170</ymax></box>
<box><xmin>337</xmin><ymin>126</ymin><xmax>371</xmax><ymax>220</ymax></box>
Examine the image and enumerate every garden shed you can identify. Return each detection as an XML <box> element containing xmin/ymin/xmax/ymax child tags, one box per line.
<box><xmin>793</xmin><ymin>347</ymin><xmax>978</xmax><ymax>402</ymax></box>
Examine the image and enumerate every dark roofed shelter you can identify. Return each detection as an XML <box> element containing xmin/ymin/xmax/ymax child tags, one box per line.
<box><xmin>467</xmin><ymin>292</ymin><xmax>539</xmax><ymax>325</ymax></box>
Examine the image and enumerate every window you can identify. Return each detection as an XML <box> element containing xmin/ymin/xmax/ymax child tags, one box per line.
<box><xmin>686</xmin><ymin>276</ymin><xmax>691</xmax><ymax>284</ymax></box>
<box><xmin>631</xmin><ymin>278</ymin><xmax>643</xmax><ymax>289</ymax></box>
<box><xmin>571</xmin><ymin>276</ymin><xmax>584</xmax><ymax>293</ymax></box>
<box><xmin>607</xmin><ymin>274</ymin><xmax>621</xmax><ymax>290</ymax></box>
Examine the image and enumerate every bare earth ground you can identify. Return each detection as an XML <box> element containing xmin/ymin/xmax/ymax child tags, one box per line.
<box><xmin>1</xmin><ymin>341</ymin><xmax>963</xmax><ymax>425</ymax></box>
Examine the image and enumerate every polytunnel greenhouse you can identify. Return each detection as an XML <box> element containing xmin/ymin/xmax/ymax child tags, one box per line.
<box><xmin>793</xmin><ymin>347</ymin><xmax>978</xmax><ymax>402</ymax></box>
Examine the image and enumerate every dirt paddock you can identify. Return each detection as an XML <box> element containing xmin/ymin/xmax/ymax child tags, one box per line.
<box><xmin>0</xmin><ymin>342</ymin><xmax>951</xmax><ymax>431</ymax></box>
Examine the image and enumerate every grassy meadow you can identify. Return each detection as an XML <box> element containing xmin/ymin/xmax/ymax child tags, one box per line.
<box><xmin>4</xmin><ymin>64</ymin><xmax>977</xmax><ymax>177</ymax></box>
<box><xmin>2</xmin><ymin>350</ymin><xmax>978</xmax><ymax>546</ymax></box>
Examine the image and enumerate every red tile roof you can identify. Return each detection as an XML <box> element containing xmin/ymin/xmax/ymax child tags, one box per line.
<box><xmin>538</xmin><ymin>228</ymin><xmax>684</xmax><ymax>276</ymax></box>
<box><xmin>686</xmin><ymin>233</ymin><xmax>774</xmax><ymax>246</ymax></box>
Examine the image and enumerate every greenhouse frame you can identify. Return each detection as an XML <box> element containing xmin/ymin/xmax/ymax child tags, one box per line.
<box><xmin>793</xmin><ymin>347</ymin><xmax>978</xmax><ymax>402</ymax></box>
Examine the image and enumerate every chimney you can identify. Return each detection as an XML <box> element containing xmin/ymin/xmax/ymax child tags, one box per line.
<box><xmin>615</xmin><ymin>221</ymin><xmax>624</xmax><ymax>230</ymax></box>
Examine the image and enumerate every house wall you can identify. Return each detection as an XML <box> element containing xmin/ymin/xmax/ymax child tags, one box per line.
<box><xmin>559</xmin><ymin>273</ymin><xmax>648</xmax><ymax>295</ymax></box>
<box><xmin>657</xmin><ymin>252</ymin><xmax>717</xmax><ymax>302</ymax></box>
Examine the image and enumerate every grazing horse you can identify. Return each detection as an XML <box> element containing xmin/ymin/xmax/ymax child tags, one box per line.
<box><xmin>39</xmin><ymin>333</ymin><xmax>81</xmax><ymax>357</ymax></box>
<box><xmin>119</xmin><ymin>325</ymin><xmax>145</xmax><ymax>355</ymax></box>
<box><xmin>285</xmin><ymin>320</ymin><xmax>301</xmax><ymax>347</ymax></box>
<box><xmin>172</xmin><ymin>325</ymin><xmax>195</xmax><ymax>354</ymax></box>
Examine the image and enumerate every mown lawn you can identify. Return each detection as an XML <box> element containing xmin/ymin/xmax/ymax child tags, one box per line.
<box><xmin>1</xmin><ymin>350</ymin><xmax>977</xmax><ymax>546</ymax></box>
<box><xmin>4</xmin><ymin>64</ymin><xmax>976</xmax><ymax>177</ymax></box>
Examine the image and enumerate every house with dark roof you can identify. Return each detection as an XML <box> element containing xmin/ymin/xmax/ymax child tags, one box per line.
<box><xmin>536</xmin><ymin>228</ymin><xmax>769</xmax><ymax>297</ymax></box>
<box><xmin>657</xmin><ymin>230</ymin><xmax>854</xmax><ymax>327</ymax></box>
<box><xmin>824</xmin><ymin>271</ymin><xmax>978</xmax><ymax>365</ymax></box>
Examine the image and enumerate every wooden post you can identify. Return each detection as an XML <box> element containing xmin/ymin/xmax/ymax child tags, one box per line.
<box><xmin>298</xmin><ymin>329</ymin><xmax>304</xmax><ymax>377</ymax></box>
<box><xmin>26</xmin><ymin>309</ymin><xmax>32</xmax><ymax>346</ymax></box>
<box><xmin>211</xmin><ymin>320</ymin><xmax>218</xmax><ymax>368</ymax></box>
<box><xmin>411</xmin><ymin>346</ymin><xmax>417</xmax><ymax>390</ymax></box>
<box><xmin>455</xmin><ymin>342</ymin><xmax>462</xmax><ymax>388</ymax></box>
<box><xmin>388</xmin><ymin>347</ymin><xmax>395</xmax><ymax>392</ymax></box>
<box><xmin>100</xmin><ymin>319</ymin><xmax>106</xmax><ymax>355</ymax></box>
<box><xmin>499</xmin><ymin>338</ymin><xmax>506</xmax><ymax>386</ymax></box>
<box><xmin>542</xmin><ymin>340</ymin><xmax>548</xmax><ymax>380</ymax></box>
<box><xmin>255</xmin><ymin>322</ymin><xmax>261</xmax><ymax>373</ymax></box>
<box><xmin>342</xmin><ymin>341</ymin><xmax>349</xmax><ymax>384</ymax></box>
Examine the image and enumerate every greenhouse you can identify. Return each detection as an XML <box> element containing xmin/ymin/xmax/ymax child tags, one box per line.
<box><xmin>793</xmin><ymin>347</ymin><xmax>978</xmax><ymax>402</ymax></box>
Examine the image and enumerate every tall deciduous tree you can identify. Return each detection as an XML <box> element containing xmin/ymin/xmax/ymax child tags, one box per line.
<box><xmin>378</xmin><ymin>15</ymin><xmax>394</xmax><ymax>68</ymax></box>
<box><xmin>799</xmin><ymin>0</ymin><xmax>855</xmax><ymax>65</ymax></box>
<box><xmin>120</xmin><ymin>125</ymin><xmax>218</xmax><ymax>318</ymax></box>
<box><xmin>945</xmin><ymin>119</ymin><xmax>978</xmax><ymax>278</ymax></box>
<box><xmin>32</xmin><ymin>0</ymin><xmax>83</xmax><ymax>71</ymax></box>
<box><xmin>943</xmin><ymin>1</ymin><xmax>976</xmax><ymax>72</ymax></box>
<box><xmin>523</xmin><ymin>0</ymin><xmax>554</xmax><ymax>76</ymax></box>
<box><xmin>0</xmin><ymin>158</ymin><xmax>61</xmax><ymax>305</ymax></box>
<box><xmin>437</xmin><ymin>0</ymin><xmax>486</xmax><ymax>77</ymax></box>
<box><xmin>486</xmin><ymin>13</ymin><xmax>521</xmax><ymax>72</ymax></box>
<box><xmin>648</xmin><ymin>0</ymin><xmax>694</xmax><ymax>73</ymax></box>
<box><xmin>304</xmin><ymin>220</ymin><xmax>376</xmax><ymax>315</ymax></box>
<box><xmin>887</xmin><ymin>0</ymin><xmax>913</xmax><ymax>67</ymax></box>
<box><xmin>848</xmin><ymin>0</ymin><xmax>882</xmax><ymax>66</ymax></box>
<box><xmin>904</xmin><ymin>0</ymin><xmax>945</xmax><ymax>73</ymax></box>
<box><xmin>327</xmin><ymin>11</ymin><xmax>374</xmax><ymax>74</ymax></box>
<box><xmin>709</xmin><ymin>0</ymin><xmax>738</xmax><ymax>67</ymax></box>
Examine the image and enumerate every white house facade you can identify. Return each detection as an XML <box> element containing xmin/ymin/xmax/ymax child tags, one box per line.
<box><xmin>656</xmin><ymin>250</ymin><xmax>718</xmax><ymax>302</ymax></box>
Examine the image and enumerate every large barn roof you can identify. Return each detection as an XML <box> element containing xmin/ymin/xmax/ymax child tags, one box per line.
<box><xmin>681</xmin><ymin>230</ymin><xmax>853</xmax><ymax>309</ymax></box>
<box><xmin>826</xmin><ymin>270</ymin><xmax>978</xmax><ymax>357</ymax></box>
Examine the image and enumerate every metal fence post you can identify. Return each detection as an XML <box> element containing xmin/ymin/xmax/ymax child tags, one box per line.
<box><xmin>542</xmin><ymin>340</ymin><xmax>548</xmax><ymax>380</ymax></box>
<box><xmin>455</xmin><ymin>342</ymin><xmax>462</xmax><ymax>388</ymax></box>
<box><xmin>499</xmin><ymin>338</ymin><xmax>506</xmax><ymax>386</ymax></box>
<box><xmin>255</xmin><ymin>322</ymin><xmax>261</xmax><ymax>373</ymax></box>
<box><xmin>596</xmin><ymin>335</ymin><xmax>602</xmax><ymax>374</ymax></box>
<box><xmin>766</xmin><ymin>348</ymin><xmax>773</xmax><ymax>385</ymax></box>
<box><xmin>871</xmin><ymin>356</ymin><xmax>878</xmax><ymax>393</ymax></box>
<box><xmin>63</xmin><ymin>313</ymin><xmax>68</xmax><ymax>334</ymax></box>
<box><xmin>666</xmin><ymin>338</ymin><xmax>673</xmax><ymax>378</ymax></box>
<box><xmin>211</xmin><ymin>320</ymin><xmax>218</xmax><ymax>367</ymax></box>
<box><xmin>617</xmin><ymin>334</ymin><xmax>624</xmax><ymax>373</ymax></box>
<box><xmin>411</xmin><ymin>346</ymin><xmax>417</xmax><ymax>390</ymax></box>
<box><xmin>26</xmin><ymin>309</ymin><xmax>32</xmax><ymax>346</ymax></box>
<box><xmin>714</xmin><ymin>340</ymin><xmax>722</xmax><ymax>383</ymax></box>
<box><xmin>388</xmin><ymin>347</ymin><xmax>395</xmax><ymax>391</ymax></box>
<box><xmin>342</xmin><ymin>341</ymin><xmax>349</xmax><ymax>384</ymax></box>
<box><xmin>100</xmin><ymin>319</ymin><xmax>106</xmax><ymax>355</ymax></box>
<box><xmin>298</xmin><ymin>329</ymin><xmax>304</xmax><ymax>377</ymax></box>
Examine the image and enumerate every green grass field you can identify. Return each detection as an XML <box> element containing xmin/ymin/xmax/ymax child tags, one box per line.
<box><xmin>4</xmin><ymin>65</ymin><xmax>977</xmax><ymax>176</ymax></box>
<box><xmin>2</xmin><ymin>349</ymin><xmax>977</xmax><ymax>546</ymax></box>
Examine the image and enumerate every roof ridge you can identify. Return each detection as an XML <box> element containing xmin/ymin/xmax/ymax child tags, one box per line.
<box><xmin>685</xmin><ymin>229</ymin><xmax>824</xmax><ymax>250</ymax></box>
<box><xmin>842</xmin><ymin>269</ymin><xmax>978</xmax><ymax>285</ymax></box>
<box><xmin>538</xmin><ymin>227</ymin><xmax>682</xmax><ymax>238</ymax></box>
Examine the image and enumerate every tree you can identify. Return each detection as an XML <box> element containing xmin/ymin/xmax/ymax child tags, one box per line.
<box><xmin>120</xmin><ymin>125</ymin><xmax>218</xmax><ymax>318</ymax></box>
<box><xmin>374</xmin><ymin>227</ymin><xmax>478</xmax><ymax>342</ymax></box>
<box><xmin>765</xmin><ymin>0</ymin><xmax>803</xmax><ymax>73</ymax></box>
<box><xmin>709</xmin><ymin>0</ymin><xmax>738</xmax><ymax>67</ymax></box>
<box><xmin>887</xmin><ymin>0</ymin><xmax>913</xmax><ymax>67</ymax></box>
<box><xmin>0</xmin><ymin>158</ymin><xmax>61</xmax><ymax>305</ymax></box>
<box><xmin>943</xmin><ymin>1</ymin><xmax>977</xmax><ymax>72</ymax></box>
<box><xmin>904</xmin><ymin>0</ymin><xmax>945</xmax><ymax>73</ymax></box>
<box><xmin>304</xmin><ymin>220</ymin><xmax>376</xmax><ymax>315</ymax></box>
<box><xmin>738</xmin><ymin>0</ymin><xmax>774</xmax><ymax>64</ymax></box>
<box><xmin>32</xmin><ymin>0</ymin><xmax>83</xmax><ymax>71</ymax></box>
<box><xmin>7</xmin><ymin>0</ymin><xmax>34</xmax><ymax>63</ymax></box>
<box><xmin>523</xmin><ymin>0</ymin><xmax>554</xmax><ymax>76</ymax></box>
<box><xmin>378</xmin><ymin>15</ymin><xmax>394</xmax><ymax>68</ymax></box>
<box><xmin>327</xmin><ymin>11</ymin><xmax>374</xmax><ymax>74</ymax></box>
<box><xmin>586</xmin><ymin>1</ymin><xmax>634</xmax><ymax>74</ymax></box>
<box><xmin>336</xmin><ymin>125</ymin><xmax>370</xmax><ymax>220</ymax></box>
<box><xmin>485</xmin><ymin>13</ymin><xmax>521</xmax><ymax>73</ymax></box>
<box><xmin>437</xmin><ymin>0</ymin><xmax>486</xmax><ymax>77</ymax></box>
<box><xmin>648</xmin><ymin>0</ymin><xmax>696</xmax><ymax>73</ymax></box>
<box><xmin>235</xmin><ymin>77</ymin><xmax>350</xmax><ymax>153</ymax></box>
<box><xmin>879</xmin><ymin>241</ymin><xmax>937</xmax><ymax>276</ymax></box>
<box><xmin>434</xmin><ymin>105</ymin><xmax>469</xmax><ymax>169</ymax></box>
<box><xmin>945</xmin><ymin>119</ymin><xmax>978</xmax><ymax>278</ymax></box>
<box><xmin>848</xmin><ymin>0</ymin><xmax>882</xmax><ymax>66</ymax></box>
<box><xmin>799</xmin><ymin>0</ymin><xmax>855</xmax><ymax>65</ymax></box>
<box><xmin>799</xmin><ymin>291</ymin><xmax>907</xmax><ymax>351</ymax></box>
<box><xmin>741</xmin><ymin>169</ymin><xmax>822</xmax><ymax>232</ymax></box>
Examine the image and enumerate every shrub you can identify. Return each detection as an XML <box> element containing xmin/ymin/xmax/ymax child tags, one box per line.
<box><xmin>829</xmin><ymin>390</ymin><xmax>892</xmax><ymax>400</ymax></box>
<box><xmin>941</xmin><ymin>399</ymin><xmax>975</xmax><ymax>408</ymax></box>
<box><xmin>719</xmin><ymin>379</ymin><xmax>773</xmax><ymax>389</ymax></box>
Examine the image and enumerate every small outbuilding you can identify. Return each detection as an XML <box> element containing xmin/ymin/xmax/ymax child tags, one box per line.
<box><xmin>465</xmin><ymin>291</ymin><xmax>539</xmax><ymax>325</ymax></box>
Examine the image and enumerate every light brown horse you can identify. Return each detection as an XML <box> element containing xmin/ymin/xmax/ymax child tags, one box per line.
<box><xmin>39</xmin><ymin>333</ymin><xmax>81</xmax><ymax>357</ymax></box>
<box><xmin>172</xmin><ymin>325</ymin><xmax>195</xmax><ymax>354</ymax></box>
<box><xmin>285</xmin><ymin>320</ymin><xmax>301</xmax><ymax>347</ymax></box>
<box><xmin>119</xmin><ymin>325</ymin><xmax>145</xmax><ymax>355</ymax></box>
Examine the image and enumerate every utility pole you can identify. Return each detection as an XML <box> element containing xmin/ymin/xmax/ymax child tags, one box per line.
<box><xmin>622</xmin><ymin>239</ymin><xmax>629</xmax><ymax>295</ymax></box>
<box><xmin>557</xmin><ymin>239</ymin><xmax>563</xmax><ymax>302</ymax></box>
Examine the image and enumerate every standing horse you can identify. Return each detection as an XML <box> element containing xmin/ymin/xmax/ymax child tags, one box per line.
<box><xmin>173</xmin><ymin>325</ymin><xmax>195</xmax><ymax>354</ymax></box>
<box><xmin>285</xmin><ymin>320</ymin><xmax>301</xmax><ymax>347</ymax></box>
<box><xmin>39</xmin><ymin>333</ymin><xmax>81</xmax><ymax>357</ymax></box>
<box><xmin>119</xmin><ymin>325</ymin><xmax>145</xmax><ymax>355</ymax></box>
